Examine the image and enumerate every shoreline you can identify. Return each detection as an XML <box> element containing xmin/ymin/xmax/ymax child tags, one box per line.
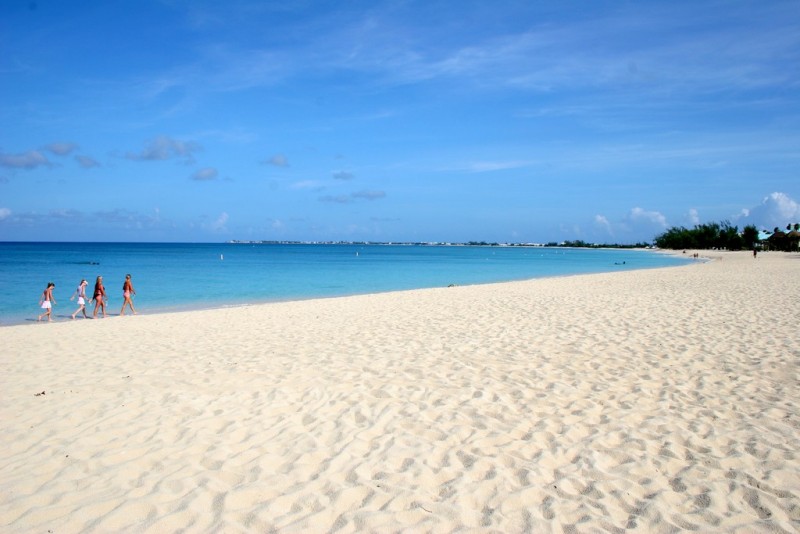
<box><xmin>2</xmin><ymin>250</ymin><xmax>798</xmax><ymax>532</ymax></box>
<box><xmin>6</xmin><ymin>247</ymin><xmax>694</xmax><ymax>328</ymax></box>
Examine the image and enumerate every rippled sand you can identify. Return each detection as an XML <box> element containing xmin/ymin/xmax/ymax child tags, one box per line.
<box><xmin>2</xmin><ymin>250</ymin><xmax>798</xmax><ymax>532</ymax></box>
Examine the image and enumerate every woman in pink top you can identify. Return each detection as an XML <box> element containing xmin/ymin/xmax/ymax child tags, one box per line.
<box><xmin>37</xmin><ymin>282</ymin><xmax>56</xmax><ymax>322</ymax></box>
<box><xmin>120</xmin><ymin>274</ymin><xmax>137</xmax><ymax>316</ymax></box>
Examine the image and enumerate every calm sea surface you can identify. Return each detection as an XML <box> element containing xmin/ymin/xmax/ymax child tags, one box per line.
<box><xmin>0</xmin><ymin>242</ymin><xmax>690</xmax><ymax>325</ymax></box>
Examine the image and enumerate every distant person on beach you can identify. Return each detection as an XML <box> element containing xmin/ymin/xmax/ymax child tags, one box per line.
<box><xmin>120</xmin><ymin>274</ymin><xmax>137</xmax><ymax>316</ymax></box>
<box><xmin>37</xmin><ymin>282</ymin><xmax>56</xmax><ymax>322</ymax></box>
<box><xmin>753</xmin><ymin>248</ymin><xmax>758</xmax><ymax>259</ymax></box>
<box><xmin>92</xmin><ymin>276</ymin><xmax>107</xmax><ymax>318</ymax></box>
<box><xmin>70</xmin><ymin>279</ymin><xmax>89</xmax><ymax>319</ymax></box>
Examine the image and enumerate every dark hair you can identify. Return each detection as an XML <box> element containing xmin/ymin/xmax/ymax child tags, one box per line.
<box><xmin>47</xmin><ymin>282</ymin><xmax>55</xmax><ymax>288</ymax></box>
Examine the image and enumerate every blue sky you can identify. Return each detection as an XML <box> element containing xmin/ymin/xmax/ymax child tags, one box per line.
<box><xmin>1</xmin><ymin>0</ymin><xmax>799</xmax><ymax>243</ymax></box>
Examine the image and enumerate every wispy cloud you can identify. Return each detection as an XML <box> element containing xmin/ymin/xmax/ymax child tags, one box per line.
<box><xmin>594</xmin><ymin>214</ymin><xmax>613</xmax><ymax>237</ymax></box>
<box><xmin>0</xmin><ymin>207</ymin><xmax>168</xmax><ymax>231</ymax></box>
<box><xmin>49</xmin><ymin>208</ymin><xmax>84</xmax><ymax>220</ymax></box>
<box><xmin>291</xmin><ymin>180</ymin><xmax>325</xmax><ymax>190</ymax></box>
<box><xmin>210</xmin><ymin>211</ymin><xmax>229</xmax><ymax>232</ymax></box>
<box><xmin>86</xmin><ymin>0</ymin><xmax>799</xmax><ymax>134</ymax></box>
<box><xmin>94</xmin><ymin>208</ymin><xmax>160</xmax><ymax>227</ymax></box>
<box><xmin>628</xmin><ymin>207</ymin><xmax>668</xmax><ymax>229</ymax></box>
<box><xmin>461</xmin><ymin>160</ymin><xmax>534</xmax><ymax>173</ymax></box>
<box><xmin>316</xmin><ymin>2</ymin><xmax>800</xmax><ymax>97</ymax></box>
<box><xmin>582</xmin><ymin>207</ymin><xmax>670</xmax><ymax>244</ymax></box>
<box><xmin>191</xmin><ymin>167</ymin><xmax>219</xmax><ymax>181</ymax></box>
<box><xmin>0</xmin><ymin>150</ymin><xmax>52</xmax><ymax>170</ymax></box>
<box><xmin>321</xmin><ymin>190</ymin><xmax>386</xmax><ymax>203</ymax></box>
<box><xmin>352</xmin><ymin>190</ymin><xmax>386</xmax><ymax>201</ymax></box>
<box><xmin>333</xmin><ymin>171</ymin><xmax>355</xmax><ymax>180</ymax></box>
<box><xmin>75</xmin><ymin>155</ymin><xmax>101</xmax><ymax>168</ymax></box>
<box><xmin>44</xmin><ymin>142</ymin><xmax>79</xmax><ymax>156</ymax></box>
<box><xmin>126</xmin><ymin>136</ymin><xmax>201</xmax><ymax>163</ymax></box>
<box><xmin>319</xmin><ymin>194</ymin><xmax>352</xmax><ymax>204</ymax></box>
<box><xmin>263</xmin><ymin>153</ymin><xmax>289</xmax><ymax>167</ymax></box>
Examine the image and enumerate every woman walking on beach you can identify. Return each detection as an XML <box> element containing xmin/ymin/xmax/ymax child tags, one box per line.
<box><xmin>37</xmin><ymin>282</ymin><xmax>56</xmax><ymax>322</ymax></box>
<box><xmin>70</xmin><ymin>279</ymin><xmax>89</xmax><ymax>319</ymax></box>
<box><xmin>92</xmin><ymin>276</ymin><xmax>107</xmax><ymax>318</ymax></box>
<box><xmin>120</xmin><ymin>274</ymin><xmax>137</xmax><ymax>316</ymax></box>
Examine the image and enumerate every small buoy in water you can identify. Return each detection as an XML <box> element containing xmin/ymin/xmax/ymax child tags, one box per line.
<box><xmin>220</xmin><ymin>254</ymin><xmax>224</xmax><ymax>260</ymax></box>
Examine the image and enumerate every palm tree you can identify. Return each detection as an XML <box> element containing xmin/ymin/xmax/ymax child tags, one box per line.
<box><xmin>742</xmin><ymin>225</ymin><xmax>759</xmax><ymax>249</ymax></box>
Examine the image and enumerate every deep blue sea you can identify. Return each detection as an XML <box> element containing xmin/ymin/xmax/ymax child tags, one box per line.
<box><xmin>0</xmin><ymin>242</ymin><xmax>690</xmax><ymax>325</ymax></box>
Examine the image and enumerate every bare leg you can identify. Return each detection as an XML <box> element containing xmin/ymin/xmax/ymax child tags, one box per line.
<box><xmin>121</xmin><ymin>297</ymin><xmax>136</xmax><ymax>316</ymax></box>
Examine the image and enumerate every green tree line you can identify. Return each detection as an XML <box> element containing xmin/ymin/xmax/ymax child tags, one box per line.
<box><xmin>654</xmin><ymin>221</ymin><xmax>799</xmax><ymax>251</ymax></box>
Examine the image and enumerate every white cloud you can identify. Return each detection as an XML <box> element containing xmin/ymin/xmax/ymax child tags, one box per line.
<box><xmin>264</xmin><ymin>154</ymin><xmax>289</xmax><ymax>167</ymax></box>
<box><xmin>0</xmin><ymin>150</ymin><xmax>51</xmax><ymax>169</ymax></box>
<box><xmin>742</xmin><ymin>192</ymin><xmax>800</xmax><ymax>230</ymax></box>
<box><xmin>49</xmin><ymin>209</ymin><xmax>84</xmax><ymax>220</ymax></box>
<box><xmin>465</xmin><ymin>161</ymin><xmax>531</xmax><ymax>173</ymax></box>
<box><xmin>629</xmin><ymin>207</ymin><xmax>667</xmax><ymax>228</ymax></box>
<box><xmin>0</xmin><ymin>208</ymin><xmax>11</xmax><ymax>220</ymax></box>
<box><xmin>333</xmin><ymin>171</ymin><xmax>355</xmax><ymax>180</ymax></box>
<box><xmin>75</xmin><ymin>155</ymin><xmax>100</xmax><ymax>168</ymax></box>
<box><xmin>44</xmin><ymin>142</ymin><xmax>79</xmax><ymax>156</ymax></box>
<box><xmin>126</xmin><ymin>136</ymin><xmax>201</xmax><ymax>162</ymax></box>
<box><xmin>579</xmin><ymin>209</ymin><xmax>669</xmax><ymax>244</ymax></box>
<box><xmin>319</xmin><ymin>194</ymin><xmax>353</xmax><ymax>204</ymax></box>
<box><xmin>291</xmin><ymin>180</ymin><xmax>325</xmax><ymax>190</ymax></box>
<box><xmin>594</xmin><ymin>214</ymin><xmax>613</xmax><ymax>236</ymax></box>
<box><xmin>211</xmin><ymin>212</ymin><xmax>229</xmax><ymax>231</ymax></box>
<box><xmin>320</xmin><ymin>190</ymin><xmax>387</xmax><ymax>203</ymax></box>
<box><xmin>191</xmin><ymin>167</ymin><xmax>218</xmax><ymax>181</ymax></box>
<box><xmin>352</xmin><ymin>190</ymin><xmax>386</xmax><ymax>201</ymax></box>
<box><xmin>687</xmin><ymin>208</ymin><xmax>700</xmax><ymax>225</ymax></box>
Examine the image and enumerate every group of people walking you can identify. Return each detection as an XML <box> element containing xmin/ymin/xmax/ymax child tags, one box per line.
<box><xmin>37</xmin><ymin>274</ymin><xmax>137</xmax><ymax>322</ymax></box>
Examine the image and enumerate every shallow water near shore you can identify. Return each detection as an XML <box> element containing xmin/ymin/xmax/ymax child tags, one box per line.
<box><xmin>0</xmin><ymin>242</ymin><xmax>689</xmax><ymax>325</ymax></box>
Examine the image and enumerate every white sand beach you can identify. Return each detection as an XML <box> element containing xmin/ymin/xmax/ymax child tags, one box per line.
<box><xmin>1</xmin><ymin>250</ymin><xmax>798</xmax><ymax>533</ymax></box>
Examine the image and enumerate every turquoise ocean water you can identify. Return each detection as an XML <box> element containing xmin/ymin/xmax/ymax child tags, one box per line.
<box><xmin>0</xmin><ymin>242</ymin><xmax>690</xmax><ymax>326</ymax></box>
